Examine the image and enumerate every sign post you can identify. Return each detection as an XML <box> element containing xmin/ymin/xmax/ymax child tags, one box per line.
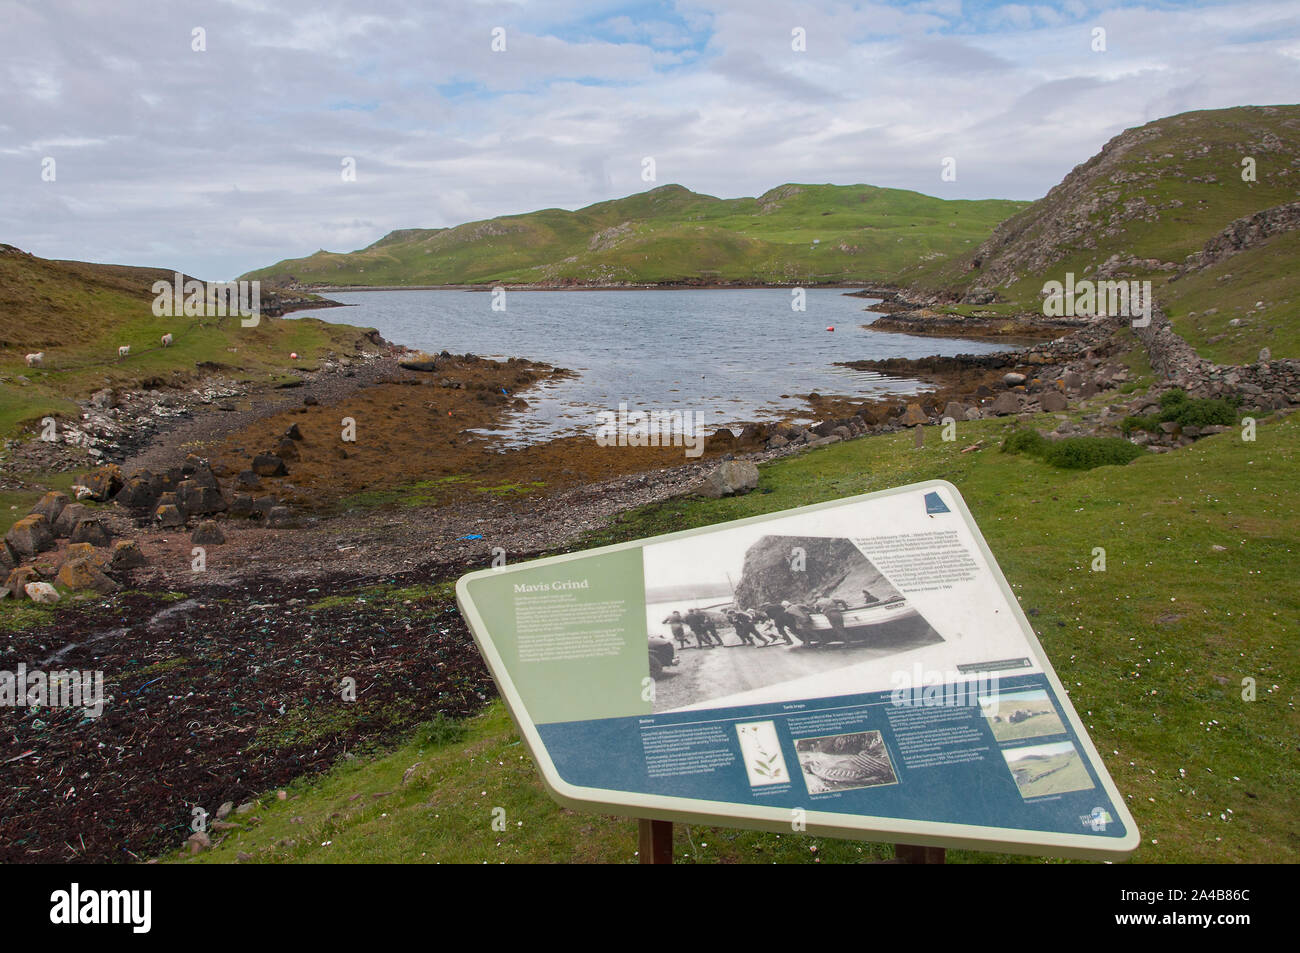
<box><xmin>637</xmin><ymin>819</ymin><xmax>673</xmax><ymax>864</ymax></box>
<box><xmin>457</xmin><ymin>480</ymin><xmax>1139</xmax><ymax>861</ymax></box>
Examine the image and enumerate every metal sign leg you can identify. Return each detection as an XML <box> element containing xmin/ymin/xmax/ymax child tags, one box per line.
<box><xmin>638</xmin><ymin>819</ymin><xmax>674</xmax><ymax>864</ymax></box>
<box><xmin>894</xmin><ymin>843</ymin><xmax>946</xmax><ymax>863</ymax></box>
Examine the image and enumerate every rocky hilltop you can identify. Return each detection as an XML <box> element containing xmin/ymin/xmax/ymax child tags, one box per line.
<box><xmin>897</xmin><ymin>105</ymin><xmax>1300</xmax><ymax>309</ymax></box>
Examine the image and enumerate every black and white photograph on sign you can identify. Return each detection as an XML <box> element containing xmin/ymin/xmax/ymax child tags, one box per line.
<box><xmin>979</xmin><ymin>689</ymin><xmax>1067</xmax><ymax>743</ymax></box>
<box><xmin>644</xmin><ymin>528</ymin><xmax>943</xmax><ymax>712</ymax></box>
<box><xmin>795</xmin><ymin>731</ymin><xmax>898</xmax><ymax>795</ymax></box>
<box><xmin>1001</xmin><ymin>741</ymin><xmax>1095</xmax><ymax>799</ymax></box>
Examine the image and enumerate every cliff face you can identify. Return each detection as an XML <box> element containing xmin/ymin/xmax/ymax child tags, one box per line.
<box><xmin>733</xmin><ymin>535</ymin><xmax>892</xmax><ymax>609</ymax></box>
<box><xmin>1176</xmin><ymin>200</ymin><xmax>1300</xmax><ymax>275</ymax></box>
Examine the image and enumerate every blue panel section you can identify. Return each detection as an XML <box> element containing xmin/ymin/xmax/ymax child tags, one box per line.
<box><xmin>924</xmin><ymin>490</ymin><xmax>951</xmax><ymax>514</ymax></box>
<box><xmin>536</xmin><ymin>673</ymin><xmax>1127</xmax><ymax>841</ymax></box>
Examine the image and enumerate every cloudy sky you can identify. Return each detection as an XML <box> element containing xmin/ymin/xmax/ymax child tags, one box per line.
<box><xmin>3</xmin><ymin>0</ymin><xmax>1298</xmax><ymax>279</ymax></box>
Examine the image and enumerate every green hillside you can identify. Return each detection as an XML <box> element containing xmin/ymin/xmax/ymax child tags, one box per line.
<box><xmin>0</xmin><ymin>245</ymin><xmax>372</xmax><ymax>439</ymax></box>
<box><xmin>896</xmin><ymin>105</ymin><xmax>1300</xmax><ymax>359</ymax></box>
<box><xmin>241</xmin><ymin>183</ymin><xmax>1028</xmax><ymax>288</ymax></box>
<box><xmin>1160</xmin><ymin>228</ymin><xmax>1300</xmax><ymax>365</ymax></box>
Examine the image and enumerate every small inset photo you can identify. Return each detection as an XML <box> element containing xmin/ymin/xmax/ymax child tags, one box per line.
<box><xmin>979</xmin><ymin>689</ymin><xmax>1066</xmax><ymax>742</ymax></box>
<box><xmin>794</xmin><ymin>730</ymin><xmax>897</xmax><ymax>795</ymax></box>
<box><xmin>735</xmin><ymin>721</ymin><xmax>791</xmax><ymax>786</ymax></box>
<box><xmin>1001</xmin><ymin>740</ymin><xmax>1094</xmax><ymax>799</ymax></box>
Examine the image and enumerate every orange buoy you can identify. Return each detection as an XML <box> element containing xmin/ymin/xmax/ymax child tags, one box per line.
<box><xmin>826</xmin><ymin>326</ymin><xmax>835</xmax><ymax>332</ymax></box>
<box><xmin>290</xmin><ymin>352</ymin><xmax>299</xmax><ymax>359</ymax></box>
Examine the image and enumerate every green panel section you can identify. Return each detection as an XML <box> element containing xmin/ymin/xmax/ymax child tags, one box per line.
<box><xmin>466</xmin><ymin>547</ymin><xmax>649</xmax><ymax>724</ymax></box>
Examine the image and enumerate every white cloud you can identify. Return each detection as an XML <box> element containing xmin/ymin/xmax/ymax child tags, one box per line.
<box><xmin>0</xmin><ymin>0</ymin><xmax>1297</xmax><ymax>278</ymax></box>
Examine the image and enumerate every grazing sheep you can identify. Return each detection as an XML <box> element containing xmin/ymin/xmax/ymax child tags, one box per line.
<box><xmin>25</xmin><ymin>352</ymin><xmax>44</xmax><ymax>367</ymax></box>
<box><xmin>161</xmin><ymin>333</ymin><xmax>173</xmax><ymax>347</ymax></box>
<box><xmin>118</xmin><ymin>345</ymin><xmax>130</xmax><ymax>359</ymax></box>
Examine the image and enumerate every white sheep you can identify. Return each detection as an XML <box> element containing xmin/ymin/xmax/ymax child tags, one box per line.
<box><xmin>25</xmin><ymin>352</ymin><xmax>44</xmax><ymax>367</ymax></box>
<box><xmin>161</xmin><ymin>333</ymin><xmax>173</xmax><ymax>347</ymax></box>
<box><xmin>118</xmin><ymin>345</ymin><xmax>130</xmax><ymax>359</ymax></box>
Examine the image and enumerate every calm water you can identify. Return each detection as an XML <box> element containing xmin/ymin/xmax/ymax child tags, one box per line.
<box><xmin>294</xmin><ymin>289</ymin><xmax>1002</xmax><ymax>444</ymax></box>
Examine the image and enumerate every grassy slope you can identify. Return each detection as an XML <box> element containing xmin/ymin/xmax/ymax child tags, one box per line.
<box><xmin>897</xmin><ymin>105</ymin><xmax>1300</xmax><ymax>359</ymax></box>
<box><xmin>0</xmin><ymin>248</ymin><xmax>372</xmax><ymax>440</ymax></box>
<box><xmin>1160</xmin><ymin>229</ymin><xmax>1300</xmax><ymax>364</ymax></box>
<box><xmin>170</xmin><ymin>402</ymin><xmax>1299</xmax><ymax>864</ymax></box>
<box><xmin>241</xmin><ymin>184</ymin><xmax>1027</xmax><ymax>288</ymax></box>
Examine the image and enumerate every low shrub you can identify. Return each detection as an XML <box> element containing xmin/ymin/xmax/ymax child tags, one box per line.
<box><xmin>1154</xmin><ymin>388</ymin><xmax>1238</xmax><ymax>428</ymax></box>
<box><xmin>1041</xmin><ymin>437</ymin><xmax>1145</xmax><ymax>470</ymax></box>
<box><xmin>1122</xmin><ymin>414</ymin><xmax>1160</xmax><ymax>436</ymax></box>
<box><xmin>1002</xmin><ymin>428</ymin><xmax>1143</xmax><ymax>470</ymax></box>
<box><xmin>1001</xmin><ymin>428</ymin><xmax>1048</xmax><ymax>455</ymax></box>
<box><xmin>1164</xmin><ymin>397</ymin><xmax>1237</xmax><ymax>428</ymax></box>
<box><xmin>1159</xmin><ymin>389</ymin><xmax>1189</xmax><ymax>412</ymax></box>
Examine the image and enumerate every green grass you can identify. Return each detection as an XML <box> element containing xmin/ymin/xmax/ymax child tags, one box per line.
<box><xmin>1161</xmin><ymin>229</ymin><xmax>1300</xmax><ymax>363</ymax></box>
<box><xmin>1001</xmin><ymin>430</ymin><xmax>1146</xmax><ymax>470</ymax></box>
<box><xmin>169</xmin><ymin>702</ymin><xmax>903</xmax><ymax>865</ymax></box>
<box><xmin>0</xmin><ymin>248</ymin><xmax>376</xmax><ymax>442</ymax></box>
<box><xmin>0</xmin><ymin>598</ymin><xmax>63</xmax><ymax>632</ymax></box>
<box><xmin>169</xmin><ymin>409</ymin><xmax>1300</xmax><ymax>864</ymax></box>
<box><xmin>336</xmin><ymin>476</ymin><xmax>547</xmax><ymax>511</ymax></box>
<box><xmin>0</xmin><ymin>470</ymin><xmax>82</xmax><ymax>535</ymax></box>
<box><xmin>242</xmin><ymin>183</ymin><xmax>1027</xmax><ymax>288</ymax></box>
<box><xmin>473</xmin><ymin>481</ymin><xmax>546</xmax><ymax>496</ymax></box>
<box><xmin>307</xmin><ymin>581</ymin><xmax>455</xmax><ymax>611</ymax></box>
